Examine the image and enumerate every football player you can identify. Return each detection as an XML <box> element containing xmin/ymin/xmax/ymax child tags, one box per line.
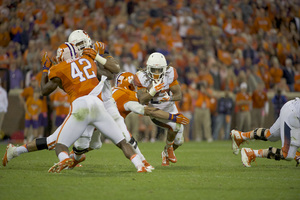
<box><xmin>133</xmin><ymin>52</ymin><xmax>184</xmax><ymax>166</ymax></box>
<box><xmin>231</xmin><ymin>98</ymin><xmax>300</xmax><ymax>167</ymax></box>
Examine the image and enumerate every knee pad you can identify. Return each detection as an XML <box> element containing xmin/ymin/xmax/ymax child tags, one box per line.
<box><xmin>129</xmin><ymin>137</ymin><xmax>138</xmax><ymax>149</ymax></box>
<box><xmin>254</xmin><ymin>128</ymin><xmax>270</xmax><ymax>141</ymax></box>
<box><xmin>267</xmin><ymin>147</ymin><xmax>284</xmax><ymax>160</ymax></box>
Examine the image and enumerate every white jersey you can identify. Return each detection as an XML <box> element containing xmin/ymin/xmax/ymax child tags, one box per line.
<box><xmin>134</xmin><ymin>66</ymin><xmax>179</xmax><ymax>111</ymax></box>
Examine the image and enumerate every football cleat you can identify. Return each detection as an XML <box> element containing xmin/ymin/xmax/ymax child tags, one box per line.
<box><xmin>137</xmin><ymin>166</ymin><xmax>151</xmax><ymax>173</ymax></box>
<box><xmin>230</xmin><ymin>130</ymin><xmax>245</xmax><ymax>155</ymax></box>
<box><xmin>2</xmin><ymin>144</ymin><xmax>17</xmax><ymax>167</ymax></box>
<box><xmin>161</xmin><ymin>151</ymin><xmax>169</xmax><ymax>166</ymax></box>
<box><xmin>142</xmin><ymin>160</ymin><xmax>155</xmax><ymax>170</ymax></box>
<box><xmin>241</xmin><ymin>148</ymin><xmax>256</xmax><ymax>167</ymax></box>
<box><xmin>68</xmin><ymin>153</ymin><xmax>86</xmax><ymax>169</ymax></box>
<box><xmin>167</xmin><ymin>146</ymin><xmax>177</xmax><ymax>163</ymax></box>
<box><xmin>48</xmin><ymin>158</ymin><xmax>74</xmax><ymax>173</ymax></box>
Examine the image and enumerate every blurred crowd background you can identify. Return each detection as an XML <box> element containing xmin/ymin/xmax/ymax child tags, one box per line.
<box><xmin>0</xmin><ymin>0</ymin><xmax>299</xmax><ymax>143</ymax></box>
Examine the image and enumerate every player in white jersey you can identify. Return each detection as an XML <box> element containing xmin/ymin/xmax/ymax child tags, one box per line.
<box><xmin>230</xmin><ymin>98</ymin><xmax>300</xmax><ymax>167</ymax></box>
<box><xmin>133</xmin><ymin>52</ymin><xmax>184</xmax><ymax>166</ymax></box>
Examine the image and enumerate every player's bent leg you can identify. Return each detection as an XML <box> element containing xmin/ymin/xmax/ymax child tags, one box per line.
<box><xmin>49</xmin><ymin>143</ymin><xmax>73</xmax><ymax>173</ymax></box>
<box><xmin>230</xmin><ymin>129</ymin><xmax>245</xmax><ymax>155</ymax></box>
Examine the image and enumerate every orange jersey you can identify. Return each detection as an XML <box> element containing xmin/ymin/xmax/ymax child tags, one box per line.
<box><xmin>111</xmin><ymin>87</ymin><xmax>139</xmax><ymax>119</ymax></box>
<box><xmin>195</xmin><ymin>91</ymin><xmax>211</xmax><ymax>109</ymax></box>
<box><xmin>49</xmin><ymin>55</ymin><xmax>99</xmax><ymax>102</ymax></box>
<box><xmin>235</xmin><ymin>92</ymin><xmax>252</xmax><ymax>111</ymax></box>
<box><xmin>179</xmin><ymin>92</ymin><xmax>193</xmax><ymax>112</ymax></box>
<box><xmin>25</xmin><ymin>97</ymin><xmax>42</xmax><ymax>120</ymax></box>
<box><xmin>252</xmin><ymin>90</ymin><xmax>268</xmax><ymax>109</ymax></box>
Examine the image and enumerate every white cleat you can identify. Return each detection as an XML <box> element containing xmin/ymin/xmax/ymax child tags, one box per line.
<box><xmin>137</xmin><ymin>166</ymin><xmax>152</xmax><ymax>173</ymax></box>
<box><xmin>241</xmin><ymin>148</ymin><xmax>256</xmax><ymax>167</ymax></box>
<box><xmin>2</xmin><ymin>144</ymin><xmax>18</xmax><ymax>167</ymax></box>
<box><xmin>230</xmin><ymin>130</ymin><xmax>244</xmax><ymax>155</ymax></box>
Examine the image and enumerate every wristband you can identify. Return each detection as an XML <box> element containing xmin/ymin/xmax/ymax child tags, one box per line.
<box><xmin>95</xmin><ymin>54</ymin><xmax>107</xmax><ymax>65</ymax></box>
<box><xmin>43</xmin><ymin>69</ymin><xmax>49</xmax><ymax>73</ymax></box>
<box><xmin>168</xmin><ymin>114</ymin><xmax>174</xmax><ymax>120</ymax></box>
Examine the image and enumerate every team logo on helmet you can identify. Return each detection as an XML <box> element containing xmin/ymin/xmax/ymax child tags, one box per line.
<box><xmin>115</xmin><ymin>72</ymin><xmax>135</xmax><ymax>91</ymax></box>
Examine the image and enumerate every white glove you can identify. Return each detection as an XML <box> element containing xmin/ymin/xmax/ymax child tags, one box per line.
<box><xmin>149</xmin><ymin>80</ymin><xmax>164</xmax><ymax>96</ymax></box>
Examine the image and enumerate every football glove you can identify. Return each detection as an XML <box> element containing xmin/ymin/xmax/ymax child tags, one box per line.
<box><xmin>168</xmin><ymin>113</ymin><xmax>190</xmax><ymax>125</ymax></box>
<box><xmin>41</xmin><ymin>52</ymin><xmax>52</xmax><ymax>71</ymax></box>
<box><xmin>94</xmin><ymin>41</ymin><xmax>105</xmax><ymax>54</ymax></box>
<box><xmin>82</xmin><ymin>48</ymin><xmax>97</xmax><ymax>60</ymax></box>
<box><xmin>149</xmin><ymin>80</ymin><xmax>164</xmax><ymax>96</ymax></box>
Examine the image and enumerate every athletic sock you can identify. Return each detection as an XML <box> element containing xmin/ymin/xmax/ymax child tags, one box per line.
<box><xmin>254</xmin><ymin>149</ymin><xmax>268</xmax><ymax>158</ymax></box>
<box><xmin>58</xmin><ymin>151</ymin><xmax>69</xmax><ymax>162</ymax></box>
<box><xmin>15</xmin><ymin>145</ymin><xmax>28</xmax><ymax>156</ymax></box>
<box><xmin>135</xmin><ymin>146</ymin><xmax>145</xmax><ymax>161</ymax></box>
<box><xmin>130</xmin><ymin>154</ymin><xmax>143</xmax><ymax>169</ymax></box>
<box><xmin>166</xmin><ymin>140</ymin><xmax>174</xmax><ymax>148</ymax></box>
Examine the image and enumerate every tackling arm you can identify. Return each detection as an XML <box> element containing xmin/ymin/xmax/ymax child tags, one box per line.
<box><xmin>137</xmin><ymin>88</ymin><xmax>153</xmax><ymax>105</ymax></box>
<box><xmin>41</xmin><ymin>76</ymin><xmax>61</xmax><ymax>96</ymax></box>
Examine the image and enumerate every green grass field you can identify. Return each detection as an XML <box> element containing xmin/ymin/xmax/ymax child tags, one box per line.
<box><xmin>0</xmin><ymin>140</ymin><xmax>299</xmax><ymax>200</ymax></box>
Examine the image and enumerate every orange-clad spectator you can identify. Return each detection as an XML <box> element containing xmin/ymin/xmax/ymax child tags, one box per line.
<box><xmin>144</xmin><ymin>17</ymin><xmax>162</xmax><ymax>31</ymax></box>
<box><xmin>160</xmin><ymin>16</ymin><xmax>173</xmax><ymax>39</ymax></box>
<box><xmin>222</xmin><ymin>17</ymin><xmax>237</xmax><ymax>36</ymax></box>
<box><xmin>219</xmin><ymin>63</ymin><xmax>236</xmax><ymax>91</ymax></box>
<box><xmin>197</xmin><ymin>64</ymin><xmax>214</xmax><ymax>87</ymax></box>
<box><xmin>19</xmin><ymin>77</ymin><xmax>38</xmax><ymax>107</ymax></box>
<box><xmin>204</xmin><ymin>7</ymin><xmax>217</xmax><ymax>26</ymax></box>
<box><xmin>51</xmin><ymin>88</ymin><xmax>70</xmax><ymax>130</ymax></box>
<box><xmin>232</xmin><ymin>11</ymin><xmax>244</xmax><ymax>33</ymax></box>
<box><xmin>235</xmin><ymin>82</ymin><xmax>252</xmax><ymax>132</ymax></box>
<box><xmin>217</xmin><ymin>47</ymin><xmax>233</xmax><ymax>67</ymax></box>
<box><xmin>232</xmin><ymin>32</ymin><xmax>247</xmax><ymax>50</ymax></box>
<box><xmin>24</xmin><ymin>89</ymin><xmax>42</xmax><ymax>143</ymax></box>
<box><xmin>259</xmin><ymin>66</ymin><xmax>271</xmax><ymax>90</ymax></box>
<box><xmin>34</xmin><ymin>10</ymin><xmax>48</xmax><ymax>29</ymax></box>
<box><xmin>276</xmin><ymin>37</ymin><xmax>291</xmax><ymax>65</ymax></box>
<box><xmin>11</xmin><ymin>18</ymin><xmax>23</xmax><ymax>35</ymax></box>
<box><xmin>192</xmin><ymin>82</ymin><xmax>213</xmax><ymax>142</ymax></box>
<box><xmin>55</xmin><ymin>1</ymin><xmax>69</xmax><ymax>13</ymax></box>
<box><xmin>269</xmin><ymin>57</ymin><xmax>283</xmax><ymax>87</ymax></box>
<box><xmin>34</xmin><ymin>71</ymin><xmax>49</xmax><ymax>137</ymax></box>
<box><xmin>253</xmin><ymin>8</ymin><xmax>272</xmax><ymax>33</ymax></box>
<box><xmin>0</xmin><ymin>48</ymin><xmax>9</xmax><ymax>69</ymax></box>
<box><xmin>178</xmin><ymin>84</ymin><xmax>193</xmax><ymax>142</ymax></box>
<box><xmin>166</xmin><ymin>30</ymin><xmax>183</xmax><ymax>51</ymax></box>
<box><xmin>130</xmin><ymin>41</ymin><xmax>142</xmax><ymax>60</ymax></box>
<box><xmin>112</xmin><ymin>38</ymin><xmax>124</xmax><ymax>57</ymax></box>
<box><xmin>0</xmin><ymin>22</ymin><xmax>11</xmax><ymax>47</ymax></box>
<box><xmin>251</xmin><ymin>83</ymin><xmax>268</xmax><ymax>129</ymax></box>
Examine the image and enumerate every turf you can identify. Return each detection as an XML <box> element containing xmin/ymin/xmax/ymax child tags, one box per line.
<box><xmin>0</xmin><ymin>140</ymin><xmax>299</xmax><ymax>200</ymax></box>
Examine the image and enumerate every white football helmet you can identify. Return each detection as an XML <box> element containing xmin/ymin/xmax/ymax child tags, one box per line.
<box><xmin>146</xmin><ymin>52</ymin><xmax>167</xmax><ymax>81</ymax></box>
<box><xmin>56</xmin><ymin>42</ymin><xmax>79</xmax><ymax>62</ymax></box>
<box><xmin>68</xmin><ymin>30</ymin><xmax>92</xmax><ymax>55</ymax></box>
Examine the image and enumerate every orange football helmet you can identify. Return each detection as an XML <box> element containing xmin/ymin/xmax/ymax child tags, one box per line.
<box><xmin>56</xmin><ymin>42</ymin><xmax>78</xmax><ymax>63</ymax></box>
<box><xmin>115</xmin><ymin>72</ymin><xmax>135</xmax><ymax>91</ymax></box>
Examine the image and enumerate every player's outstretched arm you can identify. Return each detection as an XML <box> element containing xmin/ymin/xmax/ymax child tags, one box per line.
<box><xmin>137</xmin><ymin>80</ymin><xmax>164</xmax><ymax>105</ymax></box>
<box><xmin>144</xmin><ymin>107</ymin><xmax>189</xmax><ymax>125</ymax></box>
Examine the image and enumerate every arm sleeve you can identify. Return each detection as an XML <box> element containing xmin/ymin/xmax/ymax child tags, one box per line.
<box><xmin>124</xmin><ymin>101</ymin><xmax>145</xmax><ymax>115</ymax></box>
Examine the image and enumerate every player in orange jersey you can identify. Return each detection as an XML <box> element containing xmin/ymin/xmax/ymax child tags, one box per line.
<box><xmin>133</xmin><ymin>52</ymin><xmax>184</xmax><ymax>166</ymax></box>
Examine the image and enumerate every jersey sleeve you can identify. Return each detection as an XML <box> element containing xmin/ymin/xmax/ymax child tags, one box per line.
<box><xmin>124</xmin><ymin>101</ymin><xmax>145</xmax><ymax>115</ymax></box>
